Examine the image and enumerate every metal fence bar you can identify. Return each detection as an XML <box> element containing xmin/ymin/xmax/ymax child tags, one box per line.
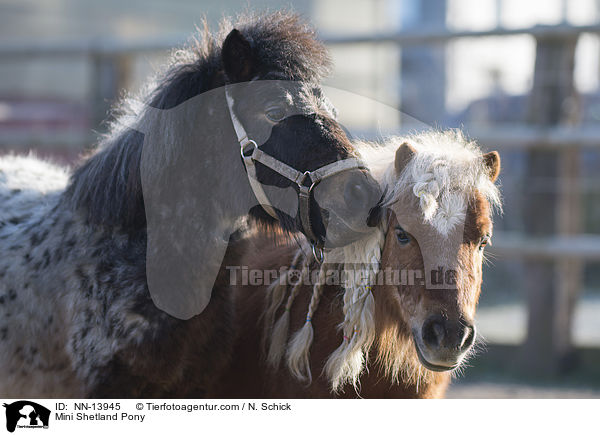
<box><xmin>490</xmin><ymin>232</ymin><xmax>600</xmax><ymax>261</ymax></box>
<box><xmin>323</xmin><ymin>23</ymin><xmax>600</xmax><ymax>45</ymax></box>
<box><xmin>4</xmin><ymin>126</ymin><xmax>600</xmax><ymax>150</ymax></box>
<box><xmin>1</xmin><ymin>23</ymin><xmax>599</xmax><ymax>58</ymax></box>
<box><xmin>350</xmin><ymin>126</ymin><xmax>600</xmax><ymax>149</ymax></box>
<box><xmin>0</xmin><ymin>35</ymin><xmax>185</xmax><ymax>58</ymax></box>
<box><xmin>467</xmin><ymin>126</ymin><xmax>600</xmax><ymax>149</ymax></box>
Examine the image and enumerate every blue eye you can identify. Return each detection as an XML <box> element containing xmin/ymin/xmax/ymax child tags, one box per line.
<box><xmin>395</xmin><ymin>226</ymin><xmax>410</xmax><ymax>245</ymax></box>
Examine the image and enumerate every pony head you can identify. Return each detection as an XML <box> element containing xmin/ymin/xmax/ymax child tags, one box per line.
<box><xmin>372</xmin><ymin>131</ymin><xmax>501</xmax><ymax>377</ymax></box>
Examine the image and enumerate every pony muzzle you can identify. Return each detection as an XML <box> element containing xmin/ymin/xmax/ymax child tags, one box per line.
<box><xmin>412</xmin><ymin>316</ymin><xmax>476</xmax><ymax>372</ymax></box>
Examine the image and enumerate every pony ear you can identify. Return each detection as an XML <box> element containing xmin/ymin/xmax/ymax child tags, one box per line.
<box><xmin>394</xmin><ymin>142</ymin><xmax>417</xmax><ymax>175</ymax></box>
<box><xmin>482</xmin><ymin>151</ymin><xmax>500</xmax><ymax>182</ymax></box>
<box><xmin>222</xmin><ymin>29</ymin><xmax>258</xmax><ymax>83</ymax></box>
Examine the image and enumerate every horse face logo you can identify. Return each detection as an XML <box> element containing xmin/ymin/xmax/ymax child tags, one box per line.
<box><xmin>3</xmin><ymin>401</ymin><xmax>50</xmax><ymax>432</ymax></box>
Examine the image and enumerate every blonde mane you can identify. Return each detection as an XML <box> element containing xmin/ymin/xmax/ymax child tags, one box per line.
<box><xmin>358</xmin><ymin>130</ymin><xmax>502</xmax><ymax>234</ymax></box>
<box><xmin>264</xmin><ymin>232</ymin><xmax>384</xmax><ymax>392</ymax></box>
<box><xmin>264</xmin><ymin>130</ymin><xmax>501</xmax><ymax>393</ymax></box>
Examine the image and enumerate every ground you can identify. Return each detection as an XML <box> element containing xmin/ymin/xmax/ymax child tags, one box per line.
<box><xmin>447</xmin><ymin>380</ymin><xmax>600</xmax><ymax>398</ymax></box>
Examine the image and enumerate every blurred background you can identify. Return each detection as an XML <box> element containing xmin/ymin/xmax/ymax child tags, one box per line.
<box><xmin>1</xmin><ymin>0</ymin><xmax>599</xmax><ymax>397</ymax></box>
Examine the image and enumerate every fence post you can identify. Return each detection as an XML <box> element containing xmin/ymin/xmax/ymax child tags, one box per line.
<box><xmin>555</xmin><ymin>145</ymin><xmax>583</xmax><ymax>364</ymax></box>
<box><xmin>522</xmin><ymin>33</ymin><xmax>580</xmax><ymax>374</ymax></box>
<box><xmin>399</xmin><ymin>0</ymin><xmax>447</xmax><ymax>124</ymax></box>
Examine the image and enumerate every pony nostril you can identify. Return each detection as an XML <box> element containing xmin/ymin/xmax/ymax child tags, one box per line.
<box><xmin>422</xmin><ymin>316</ymin><xmax>446</xmax><ymax>349</ymax></box>
<box><xmin>459</xmin><ymin>324</ymin><xmax>476</xmax><ymax>351</ymax></box>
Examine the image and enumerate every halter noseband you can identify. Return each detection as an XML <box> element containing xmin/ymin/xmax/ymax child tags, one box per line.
<box><xmin>225</xmin><ymin>88</ymin><xmax>365</xmax><ymax>257</ymax></box>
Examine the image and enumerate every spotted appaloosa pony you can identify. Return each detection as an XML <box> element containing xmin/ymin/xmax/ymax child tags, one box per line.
<box><xmin>0</xmin><ymin>12</ymin><xmax>378</xmax><ymax>398</ymax></box>
<box><xmin>210</xmin><ymin>131</ymin><xmax>501</xmax><ymax>398</ymax></box>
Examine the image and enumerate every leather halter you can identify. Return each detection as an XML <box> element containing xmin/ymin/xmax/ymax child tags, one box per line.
<box><xmin>225</xmin><ymin>88</ymin><xmax>365</xmax><ymax>255</ymax></box>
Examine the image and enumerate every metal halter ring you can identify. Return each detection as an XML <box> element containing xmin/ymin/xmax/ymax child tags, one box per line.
<box><xmin>240</xmin><ymin>139</ymin><xmax>258</xmax><ymax>159</ymax></box>
<box><xmin>312</xmin><ymin>244</ymin><xmax>324</xmax><ymax>264</ymax></box>
<box><xmin>297</xmin><ymin>170</ymin><xmax>313</xmax><ymax>188</ymax></box>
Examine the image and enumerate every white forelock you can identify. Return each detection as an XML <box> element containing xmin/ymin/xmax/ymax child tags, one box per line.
<box><xmin>356</xmin><ymin>130</ymin><xmax>501</xmax><ymax>235</ymax></box>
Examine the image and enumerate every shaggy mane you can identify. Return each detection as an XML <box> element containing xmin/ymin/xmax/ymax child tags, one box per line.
<box><xmin>65</xmin><ymin>11</ymin><xmax>332</xmax><ymax>231</ymax></box>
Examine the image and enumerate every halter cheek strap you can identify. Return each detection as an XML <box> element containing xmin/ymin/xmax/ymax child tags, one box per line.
<box><xmin>225</xmin><ymin>88</ymin><xmax>366</xmax><ymax>248</ymax></box>
<box><xmin>226</xmin><ymin>90</ymin><xmax>280</xmax><ymax>220</ymax></box>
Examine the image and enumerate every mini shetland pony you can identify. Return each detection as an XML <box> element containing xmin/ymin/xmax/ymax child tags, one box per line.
<box><xmin>211</xmin><ymin>131</ymin><xmax>501</xmax><ymax>398</ymax></box>
<box><xmin>0</xmin><ymin>12</ymin><xmax>378</xmax><ymax>397</ymax></box>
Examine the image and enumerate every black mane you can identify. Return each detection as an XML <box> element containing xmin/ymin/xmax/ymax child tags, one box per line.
<box><xmin>150</xmin><ymin>12</ymin><xmax>332</xmax><ymax>110</ymax></box>
<box><xmin>65</xmin><ymin>11</ymin><xmax>332</xmax><ymax>230</ymax></box>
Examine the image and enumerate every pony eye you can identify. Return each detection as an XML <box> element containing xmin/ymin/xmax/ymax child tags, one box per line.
<box><xmin>479</xmin><ymin>235</ymin><xmax>491</xmax><ymax>251</ymax></box>
<box><xmin>265</xmin><ymin>106</ymin><xmax>286</xmax><ymax>122</ymax></box>
<box><xmin>395</xmin><ymin>226</ymin><xmax>410</xmax><ymax>245</ymax></box>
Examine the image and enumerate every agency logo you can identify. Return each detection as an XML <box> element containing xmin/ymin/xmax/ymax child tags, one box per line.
<box><xmin>3</xmin><ymin>401</ymin><xmax>50</xmax><ymax>433</ymax></box>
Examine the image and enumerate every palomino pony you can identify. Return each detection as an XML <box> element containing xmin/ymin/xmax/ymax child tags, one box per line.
<box><xmin>0</xmin><ymin>13</ymin><xmax>380</xmax><ymax>397</ymax></box>
<box><xmin>211</xmin><ymin>131</ymin><xmax>501</xmax><ymax>398</ymax></box>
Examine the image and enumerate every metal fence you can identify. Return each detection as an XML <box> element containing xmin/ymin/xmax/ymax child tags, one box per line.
<box><xmin>1</xmin><ymin>21</ymin><xmax>599</xmax><ymax>374</ymax></box>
